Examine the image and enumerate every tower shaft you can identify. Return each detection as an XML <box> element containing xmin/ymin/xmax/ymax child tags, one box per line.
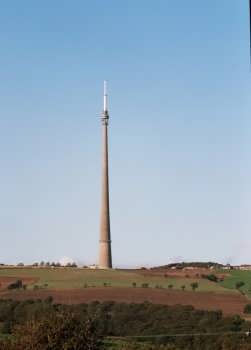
<box><xmin>98</xmin><ymin>82</ymin><xmax>112</xmax><ymax>268</ymax></box>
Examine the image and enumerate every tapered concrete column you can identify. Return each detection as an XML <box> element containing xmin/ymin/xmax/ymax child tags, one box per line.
<box><xmin>98</xmin><ymin>83</ymin><xmax>112</xmax><ymax>269</ymax></box>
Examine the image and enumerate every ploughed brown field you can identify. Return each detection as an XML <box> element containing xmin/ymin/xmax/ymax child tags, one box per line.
<box><xmin>0</xmin><ymin>287</ymin><xmax>248</xmax><ymax>316</ymax></box>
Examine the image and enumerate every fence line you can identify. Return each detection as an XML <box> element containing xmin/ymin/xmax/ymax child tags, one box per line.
<box><xmin>106</xmin><ymin>331</ymin><xmax>251</xmax><ymax>339</ymax></box>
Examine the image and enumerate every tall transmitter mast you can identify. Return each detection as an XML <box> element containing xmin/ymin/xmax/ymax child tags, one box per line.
<box><xmin>98</xmin><ymin>81</ymin><xmax>112</xmax><ymax>269</ymax></box>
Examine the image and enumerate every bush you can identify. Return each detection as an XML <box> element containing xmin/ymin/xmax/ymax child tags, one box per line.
<box><xmin>8</xmin><ymin>280</ymin><xmax>23</xmax><ymax>290</ymax></box>
<box><xmin>236</xmin><ymin>281</ymin><xmax>245</xmax><ymax>289</ymax></box>
<box><xmin>155</xmin><ymin>284</ymin><xmax>163</xmax><ymax>289</ymax></box>
<box><xmin>202</xmin><ymin>274</ymin><xmax>218</xmax><ymax>283</ymax></box>
<box><xmin>190</xmin><ymin>282</ymin><xmax>198</xmax><ymax>291</ymax></box>
<box><xmin>44</xmin><ymin>296</ymin><xmax>53</xmax><ymax>304</ymax></box>
<box><xmin>244</xmin><ymin>304</ymin><xmax>251</xmax><ymax>314</ymax></box>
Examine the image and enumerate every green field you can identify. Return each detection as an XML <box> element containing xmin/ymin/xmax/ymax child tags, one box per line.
<box><xmin>0</xmin><ymin>267</ymin><xmax>239</xmax><ymax>293</ymax></box>
<box><xmin>220</xmin><ymin>270</ymin><xmax>251</xmax><ymax>297</ymax></box>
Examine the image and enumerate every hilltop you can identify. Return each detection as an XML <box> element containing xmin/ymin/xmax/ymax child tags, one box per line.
<box><xmin>0</xmin><ymin>265</ymin><xmax>250</xmax><ymax>317</ymax></box>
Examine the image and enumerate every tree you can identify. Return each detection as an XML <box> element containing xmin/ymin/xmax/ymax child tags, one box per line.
<box><xmin>235</xmin><ymin>281</ymin><xmax>245</xmax><ymax>290</ymax></box>
<box><xmin>181</xmin><ymin>285</ymin><xmax>186</xmax><ymax>291</ymax></box>
<box><xmin>168</xmin><ymin>284</ymin><xmax>173</xmax><ymax>290</ymax></box>
<box><xmin>155</xmin><ymin>284</ymin><xmax>163</xmax><ymax>289</ymax></box>
<box><xmin>190</xmin><ymin>282</ymin><xmax>198</xmax><ymax>291</ymax></box>
<box><xmin>203</xmin><ymin>274</ymin><xmax>218</xmax><ymax>283</ymax></box>
<box><xmin>8</xmin><ymin>280</ymin><xmax>23</xmax><ymax>290</ymax></box>
<box><xmin>132</xmin><ymin>282</ymin><xmax>137</xmax><ymax>288</ymax></box>
<box><xmin>231</xmin><ymin>315</ymin><xmax>244</xmax><ymax>332</ymax></box>
<box><xmin>244</xmin><ymin>304</ymin><xmax>251</xmax><ymax>314</ymax></box>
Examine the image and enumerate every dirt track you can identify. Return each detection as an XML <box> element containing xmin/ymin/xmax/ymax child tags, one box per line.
<box><xmin>0</xmin><ymin>287</ymin><xmax>248</xmax><ymax>316</ymax></box>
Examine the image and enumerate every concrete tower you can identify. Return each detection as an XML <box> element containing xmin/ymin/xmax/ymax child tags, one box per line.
<box><xmin>98</xmin><ymin>81</ymin><xmax>112</xmax><ymax>269</ymax></box>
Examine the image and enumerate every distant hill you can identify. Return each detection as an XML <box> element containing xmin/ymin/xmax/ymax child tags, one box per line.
<box><xmin>151</xmin><ymin>261</ymin><xmax>224</xmax><ymax>270</ymax></box>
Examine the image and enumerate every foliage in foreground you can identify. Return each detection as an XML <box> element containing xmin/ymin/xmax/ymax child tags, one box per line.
<box><xmin>0</xmin><ymin>311</ymin><xmax>102</xmax><ymax>350</ymax></box>
<box><xmin>0</xmin><ymin>299</ymin><xmax>251</xmax><ymax>349</ymax></box>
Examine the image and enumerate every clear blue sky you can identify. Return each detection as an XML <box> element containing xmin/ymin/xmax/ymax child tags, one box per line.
<box><xmin>0</xmin><ymin>0</ymin><xmax>250</xmax><ymax>266</ymax></box>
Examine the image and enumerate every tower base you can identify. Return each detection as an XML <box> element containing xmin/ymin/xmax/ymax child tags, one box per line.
<box><xmin>98</xmin><ymin>240</ymin><xmax>112</xmax><ymax>269</ymax></box>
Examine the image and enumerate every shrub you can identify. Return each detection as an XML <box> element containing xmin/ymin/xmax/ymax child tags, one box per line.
<box><xmin>155</xmin><ymin>284</ymin><xmax>163</xmax><ymax>289</ymax></box>
<box><xmin>8</xmin><ymin>280</ymin><xmax>23</xmax><ymax>290</ymax></box>
<box><xmin>190</xmin><ymin>282</ymin><xmax>198</xmax><ymax>291</ymax></box>
<box><xmin>103</xmin><ymin>282</ymin><xmax>111</xmax><ymax>287</ymax></box>
<box><xmin>44</xmin><ymin>296</ymin><xmax>53</xmax><ymax>304</ymax></box>
<box><xmin>236</xmin><ymin>281</ymin><xmax>245</xmax><ymax>289</ymax></box>
<box><xmin>244</xmin><ymin>304</ymin><xmax>251</xmax><ymax>314</ymax></box>
<box><xmin>202</xmin><ymin>274</ymin><xmax>218</xmax><ymax>282</ymax></box>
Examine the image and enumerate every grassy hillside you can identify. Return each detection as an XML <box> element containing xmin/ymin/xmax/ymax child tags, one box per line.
<box><xmin>0</xmin><ymin>267</ymin><xmax>237</xmax><ymax>293</ymax></box>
